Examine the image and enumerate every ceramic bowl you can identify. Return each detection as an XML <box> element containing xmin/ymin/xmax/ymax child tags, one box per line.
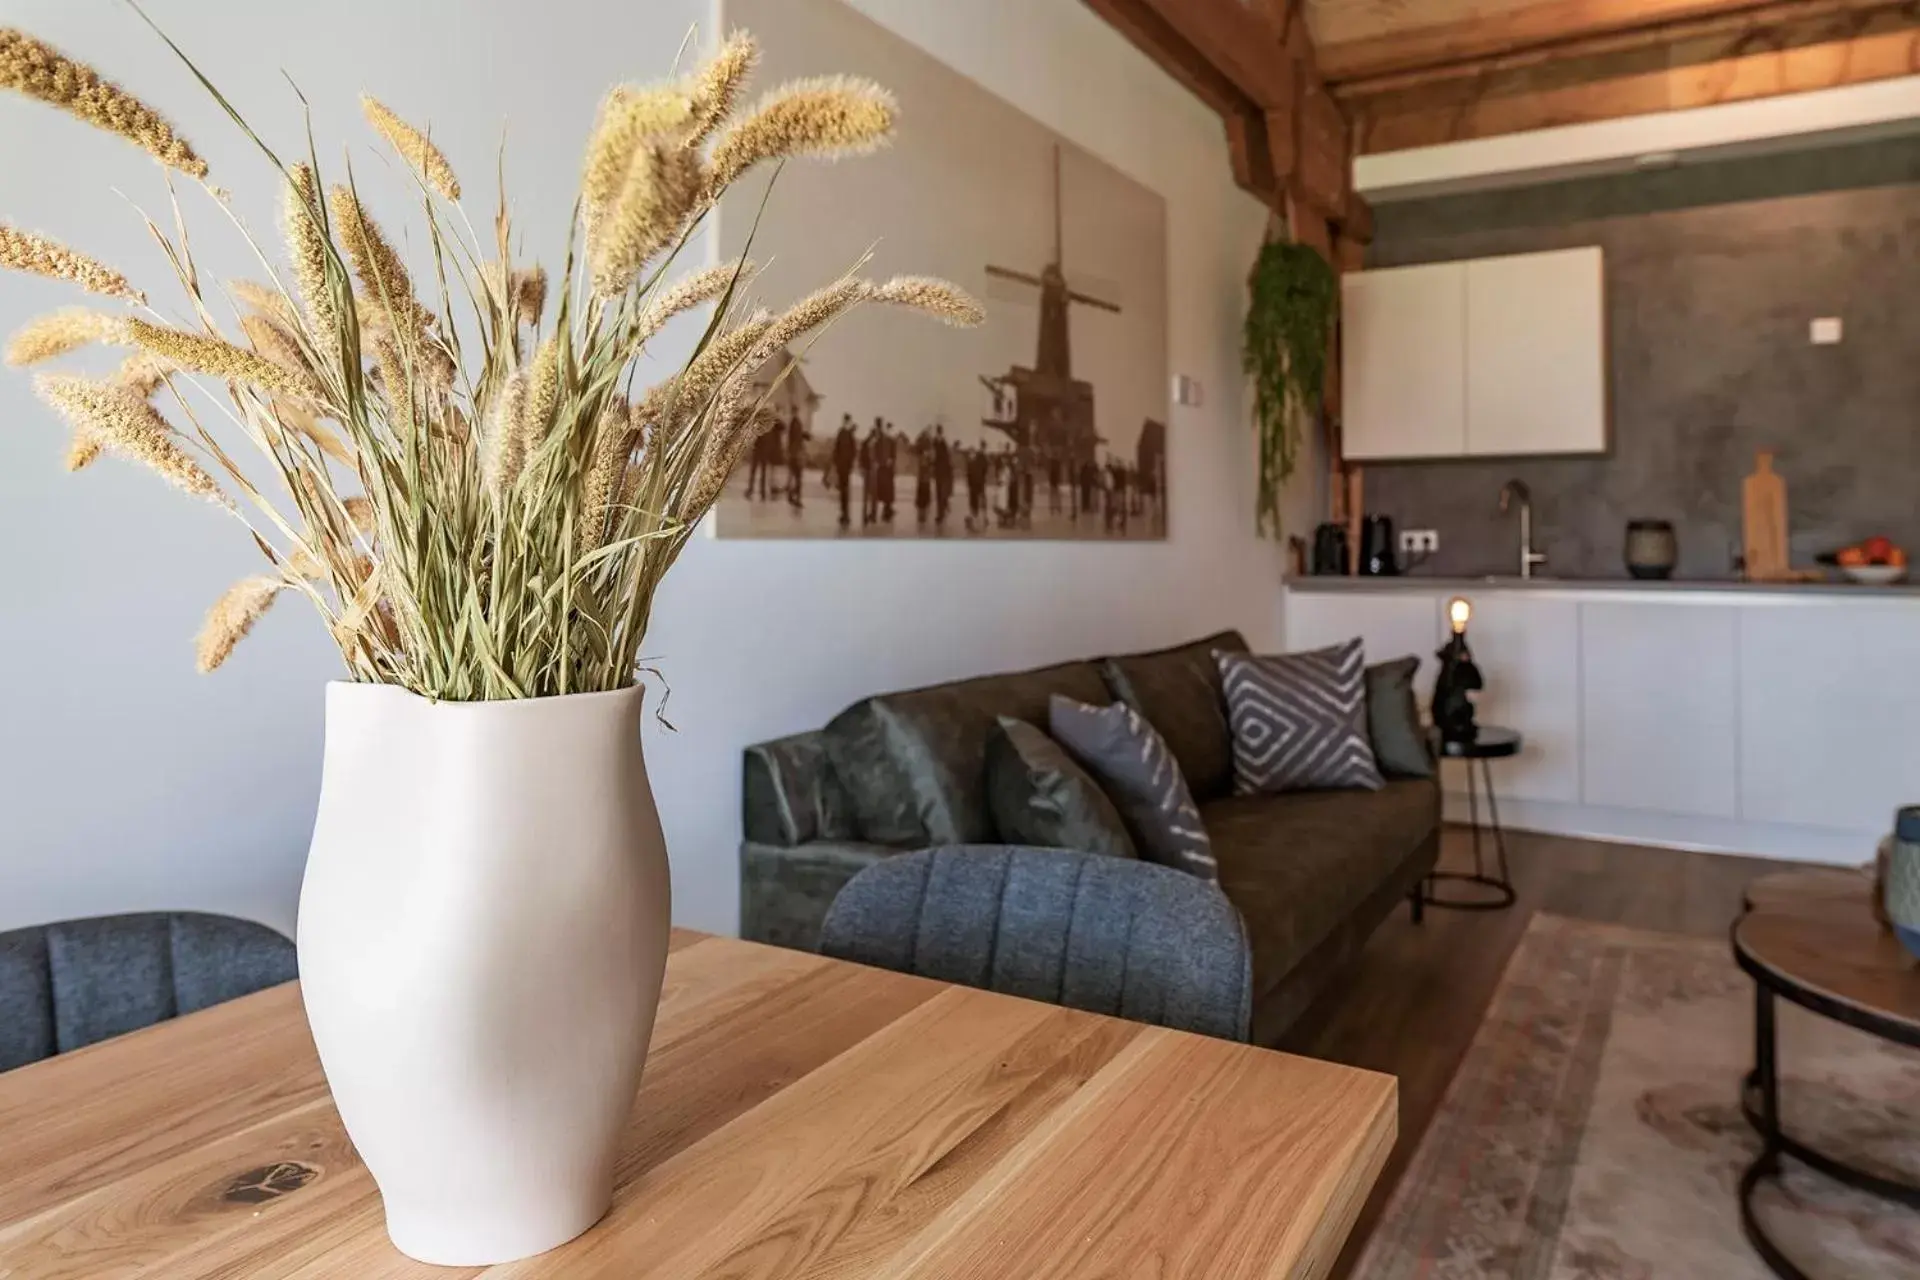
<box><xmin>1843</xmin><ymin>564</ymin><xmax>1908</xmax><ymax>586</ymax></box>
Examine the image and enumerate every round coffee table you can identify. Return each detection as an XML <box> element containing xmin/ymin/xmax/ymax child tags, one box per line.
<box><xmin>1732</xmin><ymin>869</ymin><xmax>1920</xmax><ymax>1280</ymax></box>
<box><xmin>1422</xmin><ymin>726</ymin><xmax>1521</xmax><ymax>910</ymax></box>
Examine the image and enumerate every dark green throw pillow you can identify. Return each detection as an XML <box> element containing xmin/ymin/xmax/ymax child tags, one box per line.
<box><xmin>985</xmin><ymin>718</ymin><xmax>1138</xmax><ymax>860</ymax></box>
<box><xmin>1366</xmin><ymin>656</ymin><xmax>1434</xmax><ymax>779</ymax></box>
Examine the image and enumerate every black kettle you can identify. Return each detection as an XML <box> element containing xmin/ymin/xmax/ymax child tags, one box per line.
<box><xmin>1311</xmin><ymin>523</ymin><xmax>1349</xmax><ymax>575</ymax></box>
<box><xmin>1361</xmin><ymin>515</ymin><xmax>1399</xmax><ymax>576</ymax></box>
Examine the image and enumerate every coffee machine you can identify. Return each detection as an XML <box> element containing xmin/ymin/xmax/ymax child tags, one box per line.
<box><xmin>1360</xmin><ymin>515</ymin><xmax>1399</xmax><ymax>576</ymax></box>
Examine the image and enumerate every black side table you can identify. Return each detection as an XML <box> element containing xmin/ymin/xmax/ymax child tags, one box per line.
<box><xmin>1423</xmin><ymin>726</ymin><xmax>1520</xmax><ymax>911</ymax></box>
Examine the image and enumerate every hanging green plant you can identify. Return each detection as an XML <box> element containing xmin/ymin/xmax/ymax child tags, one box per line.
<box><xmin>1242</xmin><ymin>239</ymin><xmax>1337</xmax><ymax>538</ymax></box>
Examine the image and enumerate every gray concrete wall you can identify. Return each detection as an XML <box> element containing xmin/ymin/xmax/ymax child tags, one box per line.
<box><xmin>1359</xmin><ymin>137</ymin><xmax>1920</xmax><ymax>581</ymax></box>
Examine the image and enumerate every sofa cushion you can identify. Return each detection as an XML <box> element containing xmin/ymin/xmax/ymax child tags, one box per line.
<box><xmin>986</xmin><ymin>718</ymin><xmax>1137</xmax><ymax>860</ymax></box>
<box><xmin>1366</xmin><ymin>657</ymin><xmax>1435</xmax><ymax>780</ymax></box>
<box><xmin>1050</xmin><ymin>696</ymin><xmax>1217</xmax><ymax>882</ymax></box>
<box><xmin>1202</xmin><ymin>780</ymin><xmax>1439</xmax><ymax>1001</ymax></box>
<box><xmin>823</xmin><ymin>659</ymin><xmax>1112</xmax><ymax>844</ymax></box>
<box><xmin>1218</xmin><ymin>642</ymin><xmax>1383</xmax><ymax>794</ymax></box>
<box><xmin>1100</xmin><ymin>630</ymin><xmax>1247</xmax><ymax>801</ymax></box>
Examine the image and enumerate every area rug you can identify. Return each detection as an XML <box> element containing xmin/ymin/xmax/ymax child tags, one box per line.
<box><xmin>1354</xmin><ymin>913</ymin><xmax>1920</xmax><ymax>1279</ymax></box>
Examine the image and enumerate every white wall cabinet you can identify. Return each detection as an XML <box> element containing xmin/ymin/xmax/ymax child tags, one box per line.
<box><xmin>1446</xmin><ymin>595</ymin><xmax>1582</xmax><ymax>805</ymax></box>
<box><xmin>1341</xmin><ymin>247</ymin><xmax>1606</xmax><ymax>460</ymax></box>
<box><xmin>1738</xmin><ymin>602</ymin><xmax>1920</xmax><ymax>832</ymax></box>
<box><xmin>1341</xmin><ymin>264</ymin><xmax>1467</xmax><ymax>461</ymax></box>
<box><xmin>1580</xmin><ymin>601</ymin><xmax>1739</xmax><ymax>818</ymax></box>
<box><xmin>1464</xmin><ymin>248</ymin><xmax>1606</xmax><ymax>456</ymax></box>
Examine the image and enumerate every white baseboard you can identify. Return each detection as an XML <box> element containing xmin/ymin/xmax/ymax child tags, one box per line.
<box><xmin>1441</xmin><ymin>792</ymin><xmax>1875</xmax><ymax>868</ymax></box>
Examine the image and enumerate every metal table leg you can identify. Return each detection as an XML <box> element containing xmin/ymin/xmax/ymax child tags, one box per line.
<box><xmin>1422</xmin><ymin>755</ymin><xmax>1518</xmax><ymax>911</ymax></box>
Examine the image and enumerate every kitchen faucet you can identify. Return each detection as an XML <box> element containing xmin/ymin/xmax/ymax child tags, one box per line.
<box><xmin>1500</xmin><ymin>479</ymin><xmax>1548</xmax><ymax>579</ymax></box>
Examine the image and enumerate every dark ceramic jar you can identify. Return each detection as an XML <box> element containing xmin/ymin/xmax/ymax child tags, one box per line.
<box><xmin>1625</xmin><ymin>519</ymin><xmax>1677</xmax><ymax>580</ymax></box>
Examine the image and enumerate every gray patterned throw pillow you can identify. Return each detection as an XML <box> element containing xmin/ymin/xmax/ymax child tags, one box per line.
<box><xmin>1047</xmin><ymin>695</ymin><xmax>1217</xmax><ymax>882</ymax></box>
<box><xmin>1217</xmin><ymin>641</ymin><xmax>1384</xmax><ymax>794</ymax></box>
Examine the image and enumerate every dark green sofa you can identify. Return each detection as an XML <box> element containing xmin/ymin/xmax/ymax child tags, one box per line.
<box><xmin>739</xmin><ymin>629</ymin><xmax>1440</xmax><ymax>1046</ymax></box>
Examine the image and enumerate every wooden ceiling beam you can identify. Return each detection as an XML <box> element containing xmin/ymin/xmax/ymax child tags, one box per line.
<box><xmin>1081</xmin><ymin>0</ymin><xmax>1261</xmax><ymax>119</ymax></box>
<box><xmin>1129</xmin><ymin>0</ymin><xmax>1299</xmax><ymax>109</ymax></box>
<box><xmin>1321</xmin><ymin>0</ymin><xmax>1887</xmax><ymax>87</ymax></box>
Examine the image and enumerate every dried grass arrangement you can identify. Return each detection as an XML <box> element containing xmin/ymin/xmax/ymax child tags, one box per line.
<box><xmin>1</xmin><ymin>20</ymin><xmax>980</xmax><ymax>700</ymax></box>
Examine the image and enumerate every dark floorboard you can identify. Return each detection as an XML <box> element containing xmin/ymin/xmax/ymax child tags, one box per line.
<box><xmin>1279</xmin><ymin>825</ymin><xmax>1804</xmax><ymax>1280</ymax></box>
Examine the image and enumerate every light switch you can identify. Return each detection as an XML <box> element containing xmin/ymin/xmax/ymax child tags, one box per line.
<box><xmin>1810</xmin><ymin>317</ymin><xmax>1843</xmax><ymax>345</ymax></box>
<box><xmin>1171</xmin><ymin>374</ymin><xmax>1204</xmax><ymax>407</ymax></box>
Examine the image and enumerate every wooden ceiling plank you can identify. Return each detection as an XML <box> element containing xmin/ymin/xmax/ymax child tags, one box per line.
<box><xmin>1319</xmin><ymin>0</ymin><xmax>1858</xmax><ymax>86</ymax></box>
<box><xmin>1335</xmin><ymin>0</ymin><xmax>1911</xmax><ymax>97</ymax></box>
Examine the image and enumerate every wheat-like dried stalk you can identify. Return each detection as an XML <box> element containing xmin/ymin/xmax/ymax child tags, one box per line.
<box><xmin>686</xmin><ymin>31</ymin><xmax>758</xmax><ymax>146</ymax></box>
<box><xmin>582</xmin><ymin>86</ymin><xmax>697</xmax><ymax>243</ymax></box>
<box><xmin>589</xmin><ymin>142</ymin><xmax>703</xmax><ymax>298</ymax></box>
<box><xmin>360</xmin><ymin>95</ymin><xmax>461</xmax><ymax>201</ymax></box>
<box><xmin>281</xmin><ymin>166</ymin><xmax>337</xmax><ymax>342</ymax></box>
<box><xmin>0</xmin><ymin>224</ymin><xmax>144</xmax><ymax>302</ymax></box>
<box><xmin>0</xmin><ymin>28</ymin><xmax>206</xmax><ymax>177</ymax></box>
<box><xmin>6</xmin><ymin>19</ymin><xmax>981</xmax><ymax>692</ymax></box>
<box><xmin>328</xmin><ymin>185</ymin><xmax>434</xmax><ymax>337</ymax></box>
<box><xmin>5</xmin><ymin>308</ymin><xmax>126</xmax><ymax>365</ymax></box>
<box><xmin>196</xmin><ymin>576</ymin><xmax>283</xmax><ymax>672</ymax></box>
<box><xmin>125</xmin><ymin>317</ymin><xmax>322</xmax><ymax>403</ymax></box>
<box><xmin>34</xmin><ymin>373</ymin><xmax>226</xmax><ymax>503</ymax></box>
<box><xmin>705</xmin><ymin>76</ymin><xmax>895</xmax><ymax>196</ymax></box>
<box><xmin>634</xmin><ymin>257</ymin><xmax>754</xmax><ymax>344</ymax></box>
<box><xmin>873</xmin><ymin>275</ymin><xmax>986</xmax><ymax>326</ymax></box>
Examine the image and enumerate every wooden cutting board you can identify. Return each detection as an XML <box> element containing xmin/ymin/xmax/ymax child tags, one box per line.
<box><xmin>1743</xmin><ymin>450</ymin><xmax>1791</xmax><ymax>581</ymax></box>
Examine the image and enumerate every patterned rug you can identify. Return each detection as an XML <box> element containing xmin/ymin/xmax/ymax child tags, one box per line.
<box><xmin>1354</xmin><ymin>914</ymin><xmax>1920</xmax><ymax>1279</ymax></box>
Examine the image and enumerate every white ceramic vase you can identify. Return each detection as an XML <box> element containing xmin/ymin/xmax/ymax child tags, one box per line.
<box><xmin>297</xmin><ymin>682</ymin><xmax>670</xmax><ymax>1266</ymax></box>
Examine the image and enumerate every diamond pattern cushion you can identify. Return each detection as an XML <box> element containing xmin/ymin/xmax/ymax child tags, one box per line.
<box><xmin>1048</xmin><ymin>695</ymin><xmax>1218</xmax><ymax>881</ymax></box>
<box><xmin>1098</xmin><ymin>630</ymin><xmax>1248</xmax><ymax>802</ymax></box>
<box><xmin>1217</xmin><ymin>641</ymin><xmax>1384</xmax><ymax>794</ymax></box>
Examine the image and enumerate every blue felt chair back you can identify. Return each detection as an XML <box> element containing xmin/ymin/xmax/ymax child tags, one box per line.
<box><xmin>0</xmin><ymin>912</ymin><xmax>297</xmax><ymax>1072</ymax></box>
<box><xmin>819</xmin><ymin>845</ymin><xmax>1252</xmax><ymax>1041</ymax></box>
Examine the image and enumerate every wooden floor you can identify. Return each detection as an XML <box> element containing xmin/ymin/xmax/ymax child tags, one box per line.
<box><xmin>1277</xmin><ymin>825</ymin><xmax>1800</xmax><ymax>1280</ymax></box>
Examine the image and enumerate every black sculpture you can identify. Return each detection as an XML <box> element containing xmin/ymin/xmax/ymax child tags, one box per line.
<box><xmin>1432</xmin><ymin>597</ymin><xmax>1482</xmax><ymax>746</ymax></box>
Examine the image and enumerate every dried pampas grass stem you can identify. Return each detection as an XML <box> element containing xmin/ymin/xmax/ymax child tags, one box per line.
<box><xmin>5</xmin><ymin>308</ymin><xmax>126</xmax><ymax>366</ymax></box>
<box><xmin>35</xmin><ymin>373</ymin><xmax>226</xmax><ymax>504</ymax></box>
<box><xmin>0</xmin><ymin>28</ymin><xmax>206</xmax><ymax>177</ymax></box>
<box><xmin>196</xmin><ymin>576</ymin><xmax>284</xmax><ymax>673</ymax></box>
<box><xmin>360</xmin><ymin>95</ymin><xmax>461</xmax><ymax>201</ymax></box>
<box><xmin>0</xmin><ymin>224</ymin><xmax>144</xmax><ymax>302</ymax></box>
<box><xmin>705</xmin><ymin>76</ymin><xmax>895</xmax><ymax>195</ymax></box>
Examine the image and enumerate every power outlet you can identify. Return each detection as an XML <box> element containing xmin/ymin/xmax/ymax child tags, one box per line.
<box><xmin>1400</xmin><ymin>529</ymin><xmax>1439</xmax><ymax>555</ymax></box>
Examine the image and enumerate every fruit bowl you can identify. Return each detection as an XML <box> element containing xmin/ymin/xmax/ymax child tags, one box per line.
<box><xmin>1843</xmin><ymin>564</ymin><xmax>1908</xmax><ymax>585</ymax></box>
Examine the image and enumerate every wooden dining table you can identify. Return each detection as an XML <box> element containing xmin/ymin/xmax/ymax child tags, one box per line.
<box><xmin>0</xmin><ymin>930</ymin><xmax>1396</xmax><ymax>1278</ymax></box>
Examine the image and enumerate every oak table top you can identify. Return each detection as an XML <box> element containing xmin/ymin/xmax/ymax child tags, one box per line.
<box><xmin>0</xmin><ymin>930</ymin><xmax>1396</xmax><ymax>1279</ymax></box>
<box><xmin>1735</xmin><ymin>869</ymin><xmax>1920</xmax><ymax>1042</ymax></box>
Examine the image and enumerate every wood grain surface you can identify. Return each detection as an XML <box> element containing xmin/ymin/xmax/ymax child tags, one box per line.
<box><xmin>1735</xmin><ymin>869</ymin><xmax>1920</xmax><ymax>1030</ymax></box>
<box><xmin>0</xmin><ymin>930</ymin><xmax>1394</xmax><ymax>1279</ymax></box>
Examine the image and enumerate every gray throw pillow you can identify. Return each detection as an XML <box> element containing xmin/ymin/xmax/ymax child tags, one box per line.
<box><xmin>986</xmin><ymin>718</ymin><xmax>1138</xmax><ymax>859</ymax></box>
<box><xmin>1047</xmin><ymin>696</ymin><xmax>1217</xmax><ymax>882</ymax></box>
<box><xmin>1216</xmin><ymin>641</ymin><xmax>1384</xmax><ymax>794</ymax></box>
<box><xmin>1366</xmin><ymin>656</ymin><xmax>1434</xmax><ymax>779</ymax></box>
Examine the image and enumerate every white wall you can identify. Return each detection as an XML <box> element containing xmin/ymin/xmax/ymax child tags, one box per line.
<box><xmin>0</xmin><ymin>0</ymin><xmax>1280</xmax><ymax>937</ymax></box>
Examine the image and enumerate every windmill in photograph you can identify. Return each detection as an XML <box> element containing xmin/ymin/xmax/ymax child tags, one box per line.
<box><xmin>980</xmin><ymin>145</ymin><xmax>1123</xmax><ymax>473</ymax></box>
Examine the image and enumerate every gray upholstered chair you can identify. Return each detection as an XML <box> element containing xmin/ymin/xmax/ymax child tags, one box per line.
<box><xmin>0</xmin><ymin>912</ymin><xmax>298</xmax><ymax>1072</ymax></box>
<box><xmin>819</xmin><ymin>846</ymin><xmax>1253</xmax><ymax>1041</ymax></box>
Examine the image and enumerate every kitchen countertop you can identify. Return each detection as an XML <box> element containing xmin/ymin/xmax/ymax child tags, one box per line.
<box><xmin>1286</xmin><ymin>574</ymin><xmax>1920</xmax><ymax>598</ymax></box>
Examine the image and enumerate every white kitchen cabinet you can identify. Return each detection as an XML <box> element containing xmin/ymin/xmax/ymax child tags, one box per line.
<box><xmin>1340</xmin><ymin>247</ymin><xmax>1605</xmax><ymax>460</ymax></box>
<box><xmin>1580</xmin><ymin>601</ymin><xmax>1739</xmax><ymax>818</ymax></box>
<box><xmin>1443</xmin><ymin>594</ymin><xmax>1581</xmax><ymax>805</ymax></box>
<box><xmin>1464</xmin><ymin>247</ymin><xmax>1607</xmax><ymax>457</ymax></box>
<box><xmin>1341</xmin><ymin>264</ymin><xmax>1466</xmax><ymax>461</ymax></box>
<box><xmin>1738</xmin><ymin>602</ymin><xmax>1920</xmax><ymax>834</ymax></box>
<box><xmin>1283</xmin><ymin>590</ymin><xmax>1443</xmax><ymax>687</ymax></box>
